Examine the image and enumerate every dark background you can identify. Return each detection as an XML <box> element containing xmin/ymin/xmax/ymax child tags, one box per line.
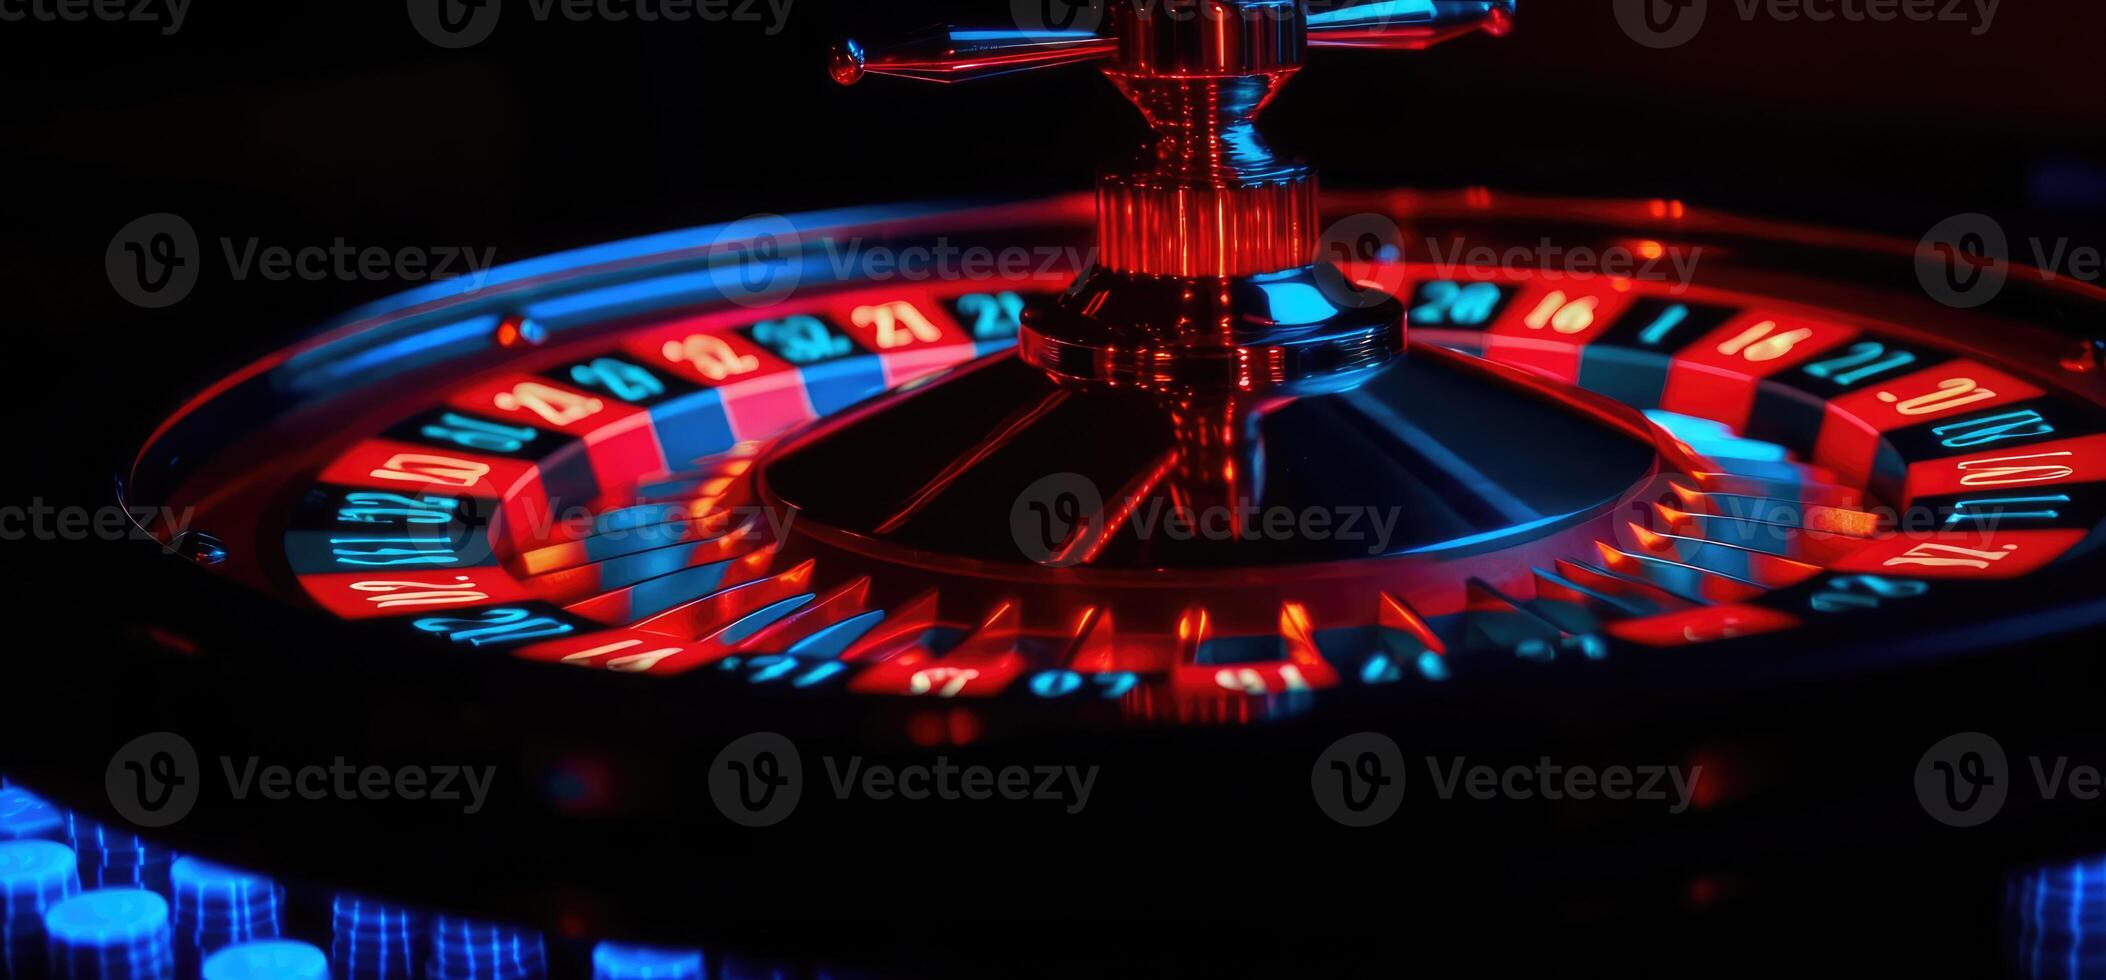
<box><xmin>3</xmin><ymin>1</ymin><xmax>2105</xmax><ymax>973</ymax></box>
<box><xmin>7</xmin><ymin>1</ymin><xmax>2106</xmax><ymax>496</ymax></box>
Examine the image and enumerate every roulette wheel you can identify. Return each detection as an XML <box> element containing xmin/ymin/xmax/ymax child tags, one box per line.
<box><xmin>7</xmin><ymin>0</ymin><xmax>2106</xmax><ymax>976</ymax></box>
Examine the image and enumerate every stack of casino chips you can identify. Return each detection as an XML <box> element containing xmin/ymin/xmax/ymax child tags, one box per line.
<box><xmin>427</xmin><ymin>916</ymin><xmax>547</xmax><ymax>980</ymax></box>
<box><xmin>2010</xmin><ymin>855</ymin><xmax>2106</xmax><ymax>977</ymax></box>
<box><xmin>591</xmin><ymin>942</ymin><xmax>707</xmax><ymax>980</ymax></box>
<box><xmin>330</xmin><ymin>894</ymin><xmax>424</xmax><ymax>979</ymax></box>
<box><xmin>169</xmin><ymin>857</ymin><xmax>285</xmax><ymax>975</ymax></box>
<box><xmin>200</xmin><ymin>938</ymin><xmax>332</xmax><ymax>980</ymax></box>
<box><xmin>43</xmin><ymin>887</ymin><xmax>176</xmax><ymax>979</ymax></box>
<box><xmin>0</xmin><ymin>786</ymin><xmax>67</xmax><ymax>843</ymax></box>
<box><xmin>66</xmin><ymin>814</ymin><xmax>176</xmax><ymax>894</ymax></box>
<box><xmin>2</xmin><ymin>840</ymin><xmax>81</xmax><ymax>975</ymax></box>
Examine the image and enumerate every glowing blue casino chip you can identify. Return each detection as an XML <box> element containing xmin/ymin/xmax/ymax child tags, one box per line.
<box><xmin>0</xmin><ymin>840</ymin><xmax>78</xmax><ymax>906</ymax></box>
<box><xmin>0</xmin><ymin>788</ymin><xmax>64</xmax><ymax>842</ymax></box>
<box><xmin>201</xmin><ymin>939</ymin><xmax>330</xmax><ymax>980</ymax></box>
<box><xmin>2</xmin><ymin>840</ymin><xmax>81</xmax><ymax>975</ymax></box>
<box><xmin>44</xmin><ymin>888</ymin><xmax>175</xmax><ymax>979</ymax></box>
<box><xmin>65</xmin><ymin>815</ymin><xmax>175</xmax><ymax>893</ymax></box>
<box><xmin>592</xmin><ymin>942</ymin><xmax>707</xmax><ymax>980</ymax></box>
<box><xmin>170</xmin><ymin>858</ymin><xmax>284</xmax><ymax>972</ymax></box>
<box><xmin>428</xmin><ymin>916</ymin><xmax>547</xmax><ymax>980</ymax></box>
<box><xmin>330</xmin><ymin>894</ymin><xmax>423</xmax><ymax>980</ymax></box>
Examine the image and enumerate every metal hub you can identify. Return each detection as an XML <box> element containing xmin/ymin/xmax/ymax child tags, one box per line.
<box><xmin>833</xmin><ymin>0</ymin><xmax>1516</xmax><ymax>391</ymax></box>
